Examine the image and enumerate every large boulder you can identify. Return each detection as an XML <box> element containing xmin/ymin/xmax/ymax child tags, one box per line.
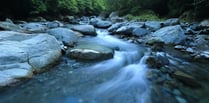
<box><xmin>163</xmin><ymin>18</ymin><xmax>180</xmax><ymax>26</ymax></box>
<box><xmin>147</xmin><ymin>25</ymin><xmax>186</xmax><ymax>44</ymax></box>
<box><xmin>66</xmin><ymin>43</ymin><xmax>114</xmax><ymax>61</ymax></box>
<box><xmin>90</xmin><ymin>18</ymin><xmax>112</xmax><ymax>28</ymax></box>
<box><xmin>132</xmin><ymin>27</ymin><xmax>151</xmax><ymax>37</ymax></box>
<box><xmin>71</xmin><ymin>25</ymin><xmax>97</xmax><ymax>36</ymax></box>
<box><xmin>47</xmin><ymin>28</ymin><xmax>78</xmax><ymax>46</ymax></box>
<box><xmin>0</xmin><ymin>31</ymin><xmax>62</xmax><ymax>86</ymax></box>
<box><xmin>145</xmin><ymin>21</ymin><xmax>163</xmax><ymax>31</ymax></box>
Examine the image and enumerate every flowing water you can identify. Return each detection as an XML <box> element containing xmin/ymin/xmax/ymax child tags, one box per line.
<box><xmin>1</xmin><ymin>29</ymin><xmax>209</xmax><ymax>103</ymax></box>
<box><xmin>0</xmin><ymin>29</ymin><xmax>150</xmax><ymax>103</ymax></box>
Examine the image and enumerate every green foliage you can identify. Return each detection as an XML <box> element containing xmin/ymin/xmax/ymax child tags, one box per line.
<box><xmin>31</xmin><ymin>0</ymin><xmax>47</xmax><ymax>14</ymax></box>
<box><xmin>21</xmin><ymin>0</ymin><xmax>106</xmax><ymax>17</ymax></box>
<box><xmin>125</xmin><ymin>12</ymin><xmax>164</xmax><ymax>21</ymax></box>
<box><xmin>105</xmin><ymin>0</ymin><xmax>209</xmax><ymax>20</ymax></box>
<box><xmin>57</xmin><ymin>0</ymin><xmax>79</xmax><ymax>14</ymax></box>
<box><xmin>0</xmin><ymin>0</ymin><xmax>208</xmax><ymax>20</ymax></box>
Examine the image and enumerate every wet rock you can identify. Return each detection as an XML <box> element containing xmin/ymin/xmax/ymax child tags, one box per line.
<box><xmin>163</xmin><ymin>18</ymin><xmax>180</xmax><ymax>26</ymax></box>
<box><xmin>175</xmin><ymin>46</ymin><xmax>196</xmax><ymax>54</ymax></box>
<box><xmin>150</xmin><ymin>85</ymin><xmax>179</xmax><ymax>103</ymax></box>
<box><xmin>192</xmin><ymin>35</ymin><xmax>209</xmax><ymax>48</ymax></box>
<box><xmin>21</xmin><ymin>23</ymin><xmax>46</xmax><ymax>33</ymax></box>
<box><xmin>108</xmin><ymin>22</ymin><xmax>125</xmax><ymax>33</ymax></box>
<box><xmin>79</xmin><ymin>16</ymin><xmax>90</xmax><ymax>24</ymax></box>
<box><xmin>185</xmin><ymin>48</ymin><xmax>195</xmax><ymax>54</ymax></box>
<box><xmin>66</xmin><ymin>43</ymin><xmax>114</xmax><ymax>61</ymax></box>
<box><xmin>46</xmin><ymin>20</ymin><xmax>63</xmax><ymax>29</ymax></box>
<box><xmin>110</xmin><ymin>17</ymin><xmax>127</xmax><ymax>23</ymax></box>
<box><xmin>132</xmin><ymin>27</ymin><xmax>151</xmax><ymax>37</ymax></box>
<box><xmin>198</xmin><ymin>19</ymin><xmax>209</xmax><ymax>28</ymax></box>
<box><xmin>90</xmin><ymin>18</ymin><xmax>112</xmax><ymax>28</ymax></box>
<box><xmin>194</xmin><ymin>51</ymin><xmax>209</xmax><ymax>61</ymax></box>
<box><xmin>115</xmin><ymin>22</ymin><xmax>144</xmax><ymax>35</ymax></box>
<box><xmin>150</xmin><ymin>41</ymin><xmax>165</xmax><ymax>52</ymax></box>
<box><xmin>5</xmin><ymin>18</ymin><xmax>14</xmax><ymax>24</ymax></box>
<box><xmin>71</xmin><ymin>25</ymin><xmax>96</xmax><ymax>36</ymax></box>
<box><xmin>146</xmin><ymin>52</ymin><xmax>169</xmax><ymax>68</ymax></box>
<box><xmin>145</xmin><ymin>21</ymin><xmax>163</xmax><ymax>31</ymax></box>
<box><xmin>0</xmin><ymin>69</ymin><xmax>33</xmax><ymax>86</ymax></box>
<box><xmin>172</xmin><ymin>70</ymin><xmax>201</xmax><ymax>88</ymax></box>
<box><xmin>146</xmin><ymin>69</ymin><xmax>165</xmax><ymax>83</ymax></box>
<box><xmin>146</xmin><ymin>37</ymin><xmax>164</xmax><ymax>45</ymax></box>
<box><xmin>147</xmin><ymin>25</ymin><xmax>186</xmax><ymax>44</ymax></box>
<box><xmin>62</xmin><ymin>16</ymin><xmax>79</xmax><ymax>24</ymax></box>
<box><xmin>0</xmin><ymin>31</ymin><xmax>62</xmax><ymax>86</ymax></box>
<box><xmin>95</xmin><ymin>20</ymin><xmax>112</xmax><ymax>28</ymax></box>
<box><xmin>0</xmin><ymin>21</ymin><xmax>22</xmax><ymax>31</ymax></box>
<box><xmin>174</xmin><ymin>45</ymin><xmax>187</xmax><ymax>50</ymax></box>
<box><xmin>47</xmin><ymin>28</ymin><xmax>78</xmax><ymax>46</ymax></box>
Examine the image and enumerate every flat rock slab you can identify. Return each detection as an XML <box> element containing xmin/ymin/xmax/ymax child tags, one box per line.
<box><xmin>66</xmin><ymin>43</ymin><xmax>114</xmax><ymax>61</ymax></box>
<box><xmin>0</xmin><ymin>31</ymin><xmax>62</xmax><ymax>86</ymax></box>
<box><xmin>71</xmin><ymin>25</ymin><xmax>97</xmax><ymax>36</ymax></box>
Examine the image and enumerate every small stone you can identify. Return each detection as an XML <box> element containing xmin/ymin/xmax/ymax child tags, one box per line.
<box><xmin>174</xmin><ymin>45</ymin><xmax>186</xmax><ymax>50</ymax></box>
<box><xmin>185</xmin><ymin>48</ymin><xmax>195</xmax><ymax>54</ymax></box>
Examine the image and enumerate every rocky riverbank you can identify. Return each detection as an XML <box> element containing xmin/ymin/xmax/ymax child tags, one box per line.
<box><xmin>0</xmin><ymin>13</ymin><xmax>209</xmax><ymax>103</ymax></box>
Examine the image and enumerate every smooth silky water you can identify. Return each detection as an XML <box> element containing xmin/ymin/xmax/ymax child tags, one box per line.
<box><xmin>0</xmin><ymin>29</ymin><xmax>209</xmax><ymax>103</ymax></box>
<box><xmin>0</xmin><ymin>29</ymin><xmax>150</xmax><ymax>103</ymax></box>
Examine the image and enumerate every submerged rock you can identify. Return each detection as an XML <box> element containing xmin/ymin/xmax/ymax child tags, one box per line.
<box><xmin>66</xmin><ymin>43</ymin><xmax>114</xmax><ymax>61</ymax></box>
<box><xmin>0</xmin><ymin>31</ymin><xmax>62</xmax><ymax>86</ymax></box>
<box><xmin>172</xmin><ymin>70</ymin><xmax>201</xmax><ymax>88</ymax></box>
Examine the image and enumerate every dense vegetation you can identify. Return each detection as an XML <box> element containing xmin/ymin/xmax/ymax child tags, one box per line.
<box><xmin>105</xmin><ymin>0</ymin><xmax>209</xmax><ymax>20</ymax></box>
<box><xmin>0</xmin><ymin>0</ymin><xmax>208</xmax><ymax>20</ymax></box>
<box><xmin>0</xmin><ymin>0</ymin><xmax>105</xmax><ymax>19</ymax></box>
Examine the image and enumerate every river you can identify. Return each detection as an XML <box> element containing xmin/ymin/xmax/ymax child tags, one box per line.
<box><xmin>0</xmin><ymin>29</ymin><xmax>209</xmax><ymax>103</ymax></box>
